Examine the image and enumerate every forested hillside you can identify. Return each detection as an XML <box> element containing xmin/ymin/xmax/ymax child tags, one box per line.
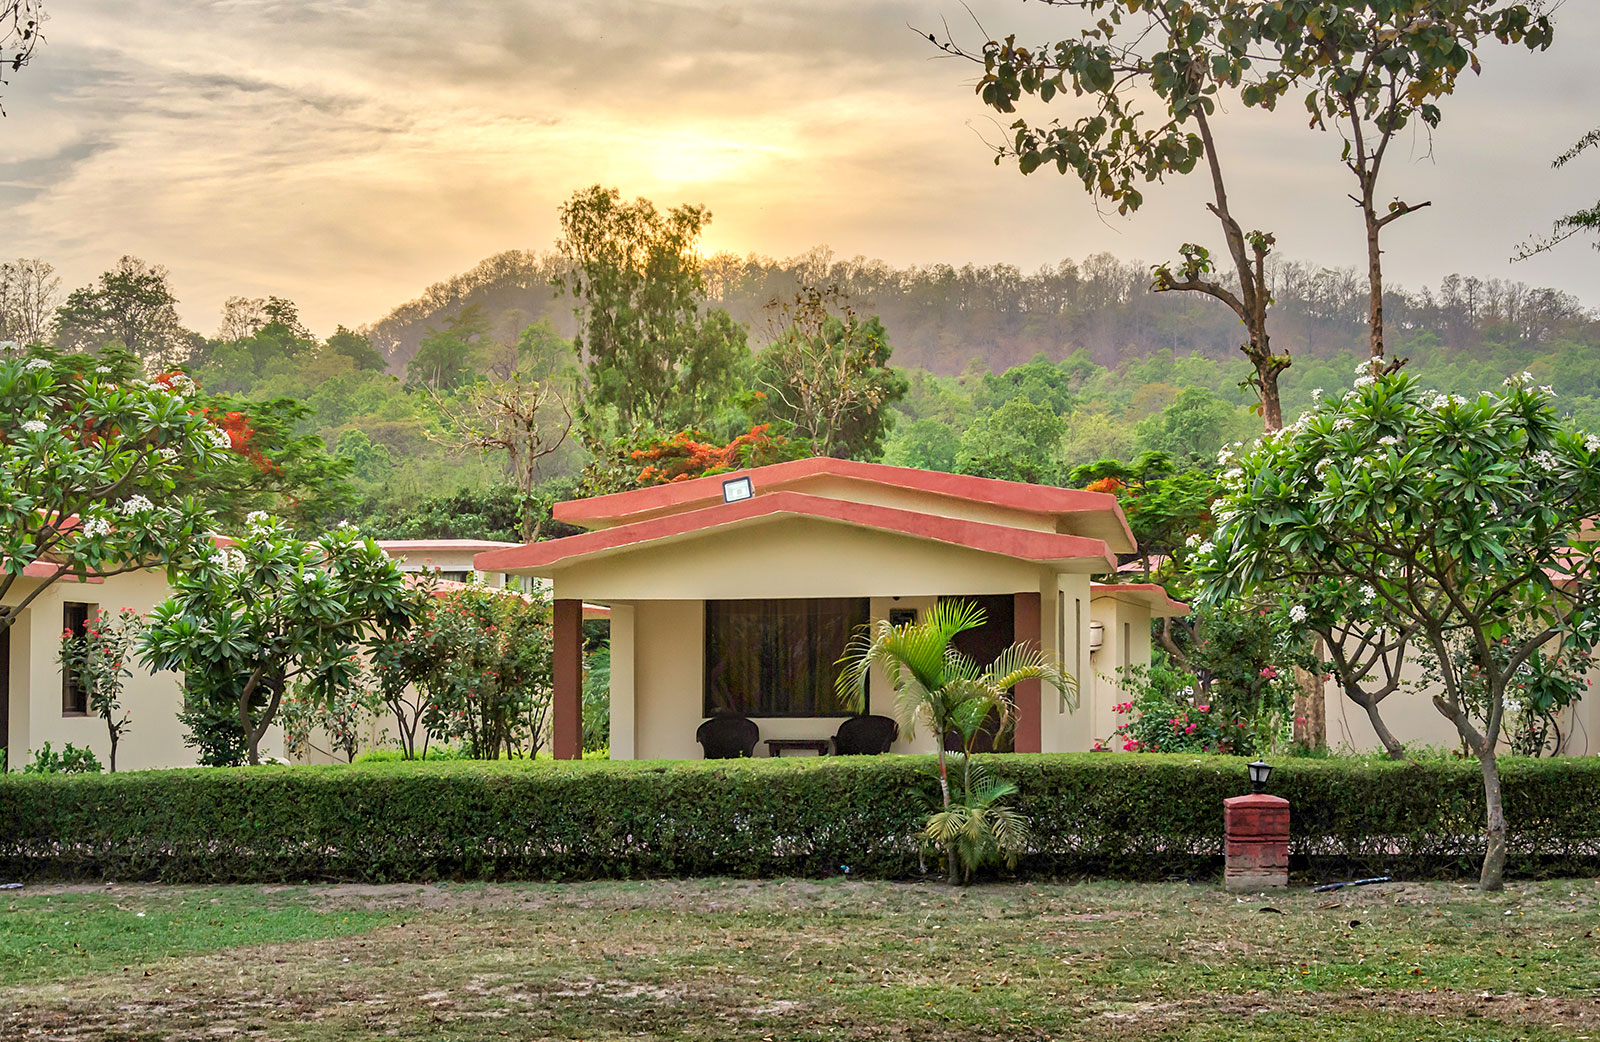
<box><xmin>367</xmin><ymin>246</ymin><xmax>1597</xmax><ymax>379</ymax></box>
<box><xmin>10</xmin><ymin>234</ymin><xmax>1600</xmax><ymax>545</ymax></box>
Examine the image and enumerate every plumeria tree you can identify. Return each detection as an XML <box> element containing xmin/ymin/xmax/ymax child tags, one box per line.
<box><xmin>0</xmin><ymin>352</ymin><xmax>236</xmax><ymax>633</ymax></box>
<box><xmin>56</xmin><ymin>606</ymin><xmax>143</xmax><ymax>772</ymax></box>
<box><xmin>1196</xmin><ymin>368</ymin><xmax>1600</xmax><ymax>890</ymax></box>
<box><xmin>141</xmin><ymin>516</ymin><xmax>414</xmax><ymax>765</ymax></box>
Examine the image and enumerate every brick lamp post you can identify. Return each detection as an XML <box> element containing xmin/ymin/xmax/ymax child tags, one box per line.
<box><xmin>1223</xmin><ymin>760</ymin><xmax>1289</xmax><ymax>891</ymax></box>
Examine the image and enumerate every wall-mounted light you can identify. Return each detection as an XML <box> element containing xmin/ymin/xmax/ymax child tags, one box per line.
<box><xmin>1088</xmin><ymin>620</ymin><xmax>1105</xmax><ymax>652</ymax></box>
<box><xmin>722</xmin><ymin>476</ymin><xmax>753</xmax><ymax>503</ymax></box>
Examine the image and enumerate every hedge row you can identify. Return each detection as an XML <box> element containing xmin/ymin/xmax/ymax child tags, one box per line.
<box><xmin>3</xmin><ymin>754</ymin><xmax>1600</xmax><ymax>883</ymax></box>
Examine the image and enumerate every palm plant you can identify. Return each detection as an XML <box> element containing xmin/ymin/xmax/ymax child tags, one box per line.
<box><xmin>836</xmin><ymin>599</ymin><xmax>1078</xmax><ymax>884</ymax></box>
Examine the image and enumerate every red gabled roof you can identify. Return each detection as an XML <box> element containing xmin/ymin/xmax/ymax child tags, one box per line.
<box><xmin>1091</xmin><ymin>582</ymin><xmax>1189</xmax><ymax>618</ymax></box>
<box><xmin>7</xmin><ymin>560</ymin><xmax>106</xmax><ymax>584</ymax></box>
<box><xmin>476</xmin><ymin>490</ymin><xmax>1118</xmax><ymax>574</ymax></box>
<box><xmin>554</xmin><ymin>457</ymin><xmax>1135</xmax><ymax>551</ymax></box>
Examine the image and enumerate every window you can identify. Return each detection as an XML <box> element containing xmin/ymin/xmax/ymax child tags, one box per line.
<box><xmin>62</xmin><ymin>602</ymin><xmax>94</xmax><ymax>715</ymax></box>
<box><xmin>704</xmin><ymin>598</ymin><xmax>869</xmax><ymax>717</ymax></box>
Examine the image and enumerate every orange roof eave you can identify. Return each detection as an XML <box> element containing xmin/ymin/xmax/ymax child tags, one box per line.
<box><xmin>1091</xmin><ymin>581</ymin><xmax>1189</xmax><ymax>618</ymax></box>
<box><xmin>477</xmin><ymin>491</ymin><xmax>1118</xmax><ymax>574</ymax></box>
<box><xmin>552</xmin><ymin>457</ymin><xmax>1136</xmax><ymax>551</ymax></box>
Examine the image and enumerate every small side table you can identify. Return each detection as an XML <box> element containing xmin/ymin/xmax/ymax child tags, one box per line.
<box><xmin>765</xmin><ymin>738</ymin><xmax>832</xmax><ymax>757</ymax></box>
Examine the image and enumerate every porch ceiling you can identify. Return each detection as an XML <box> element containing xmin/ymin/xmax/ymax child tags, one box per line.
<box><xmin>476</xmin><ymin>491</ymin><xmax>1118</xmax><ymax>578</ymax></box>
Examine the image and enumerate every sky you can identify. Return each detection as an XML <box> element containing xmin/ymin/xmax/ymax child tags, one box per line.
<box><xmin>1</xmin><ymin>0</ymin><xmax>1596</xmax><ymax>339</ymax></box>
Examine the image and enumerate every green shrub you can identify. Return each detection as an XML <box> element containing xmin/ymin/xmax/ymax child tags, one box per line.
<box><xmin>2</xmin><ymin>754</ymin><xmax>1599</xmax><ymax>883</ymax></box>
<box><xmin>21</xmin><ymin>742</ymin><xmax>103</xmax><ymax>775</ymax></box>
<box><xmin>353</xmin><ymin>746</ymin><xmax>465</xmax><ymax>763</ymax></box>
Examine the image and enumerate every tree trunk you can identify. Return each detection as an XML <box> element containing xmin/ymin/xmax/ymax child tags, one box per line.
<box><xmin>1477</xmin><ymin>748</ymin><xmax>1508</xmax><ymax>891</ymax></box>
<box><xmin>1292</xmin><ymin>662</ymin><xmax>1325</xmax><ymax>751</ymax></box>
<box><xmin>1365</xmin><ymin>211</ymin><xmax>1385</xmax><ymax>361</ymax></box>
<box><xmin>1258</xmin><ymin>364</ymin><xmax>1284</xmax><ymax>433</ymax></box>
<box><xmin>935</xmin><ymin>744</ymin><xmax>960</xmax><ymax>885</ymax></box>
<box><xmin>1358</xmin><ymin>696</ymin><xmax>1406</xmax><ymax>760</ymax></box>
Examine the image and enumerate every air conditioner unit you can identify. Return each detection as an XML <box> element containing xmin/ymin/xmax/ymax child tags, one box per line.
<box><xmin>1088</xmin><ymin>621</ymin><xmax>1104</xmax><ymax>652</ymax></box>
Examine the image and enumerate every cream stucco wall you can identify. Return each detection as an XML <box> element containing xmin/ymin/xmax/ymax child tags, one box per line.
<box><xmin>1087</xmin><ymin>595</ymin><xmax>1153</xmax><ymax>750</ymax></box>
<box><xmin>3</xmin><ymin>570</ymin><xmax>285</xmax><ymax>772</ymax></box>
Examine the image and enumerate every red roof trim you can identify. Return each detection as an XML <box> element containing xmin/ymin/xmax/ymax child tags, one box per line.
<box><xmin>1091</xmin><ymin>582</ymin><xmax>1189</xmax><ymax>617</ymax></box>
<box><xmin>477</xmin><ymin>491</ymin><xmax>1118</xmax><ymax>573</ymax></box>
<box><xmin>555</xmin><ymin>457</ymin><xmax>1131</xmax><ymax>535</ymax></box>
<box><xmin>7</xmin><ymin>560</ymin><xmax>107</xmax><ymax>584</ymax></box>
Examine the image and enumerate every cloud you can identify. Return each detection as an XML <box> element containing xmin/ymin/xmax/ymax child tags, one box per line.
<box><xmin>0</xmin><ymin>0</ymin><xmax>1592</xmax><ymax>337</ymax></box>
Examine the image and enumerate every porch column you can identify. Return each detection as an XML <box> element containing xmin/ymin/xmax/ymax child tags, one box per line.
<box><xmin>553</xmin><ymin>598</ymin><xmax>583</xmax><ymax>760</ymax></box>
<box><xmin>1013</xmin><ymin>591</ymin><xmax>1042</xmax><ymax>754</ymax></box>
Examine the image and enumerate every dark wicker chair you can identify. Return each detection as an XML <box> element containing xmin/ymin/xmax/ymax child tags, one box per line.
<box><xmin>696</xmin><ymin>713</ymin><xmax>760</xmax><ymax>759</ymax></box>
<box><xmin>832</xmin><ymin>714</ymin><xmax>899</xmax><ymax>755</ymax></box>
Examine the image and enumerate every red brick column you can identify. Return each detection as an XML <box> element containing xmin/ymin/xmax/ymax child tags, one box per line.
<box><xmin>552</xmin><ymin>598</ymin><xmax>583</xmax><ymax>761</ymax></box>
<box><xmin>1224</xmin><ymin>793</ymin><xmax>1289</xmax><ymax>890</ymax></box>
<box><xmin>1012</xmin><ymin>591</ymin><xmax>1042</xmax><ymax>754</ymax></box>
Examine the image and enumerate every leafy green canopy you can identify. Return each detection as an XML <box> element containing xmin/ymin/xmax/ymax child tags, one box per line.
<box><xmin>0</xmin><ymin>352</ymin><xmax>234</xmax><ymax>629</ymax></box>
<box><xmin>1196</xmin><ymin>367</ymin><xmax>1600</xmax><ymax>887</ymax></box>
<box><xmin>141</xmin><ymin>517</ymin><xmax>414</xmax><ymax>766</ymax></box>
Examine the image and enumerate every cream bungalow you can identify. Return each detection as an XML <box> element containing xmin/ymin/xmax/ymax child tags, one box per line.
<box><xmin>476</xmin><ymin>458</ymin><xmax>1185</xmax><ymax>760</ymax></box>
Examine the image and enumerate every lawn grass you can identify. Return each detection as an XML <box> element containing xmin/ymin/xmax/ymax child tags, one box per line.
<box><xmin>2</xmin><ymin>877</ymin><xmax>1598</xmax><ymax>1039</ymax></box>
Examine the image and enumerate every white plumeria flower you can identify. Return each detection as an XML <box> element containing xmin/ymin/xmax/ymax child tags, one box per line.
<box><xmin>1531</xmin><ymin>450</ymin><xmax>1559</xmax><ymax>471</ymax></box>
<box><xmin>1378</xmin><ymin>435</ymin><xmax>1399</xmax><ymax>446</ymax></box>
<box><xmin>1333</xmin><ymin>418</ymin><xmax>1355</xmax><ymax>432</ymax></box>
<box><xmin>1586</xmin><ymin>435</ymin><xmax>1600</xmax><ymax>453</ymax></box>
<box><xmin>81</xmin><ymin>516</ymin><xmax>112</xmax><ymax>538</ymax></box>
<box><xmin>156</xmin><ymin>447</ymin><xmax>178</xmax><ymax>461</ymax></box>
<box><xmin>20</xmin><ymin>419</ymin><xmax>46</xmax><ymax>434</ymax></box>
<box><xmin>23</xmin><ymin>359</ymin><xmax>50</xmax><ymax>372</ymax></box>
<box><xmin>1361</xmin><ymin>585</ymin><xmax>1376</xmax><ymax>605</ymax></box>
<box><xmin>207</xmin><ymin>427</ymin><xmax>233</xmax><ymax>450</ymax></box>
<box><xmin>95</xmin><ymin>365</ymin><xmax>112</xmax><ymax>374</ymax></box>
<box><xmin>1355</xmin><ymin>358</ymin><xmax>1377</xmax><ymax>376</ymax></box>
<box><xmin>1310</xmin><ymin>387</ymin><xmax>1323</xmax><ymax>401</ymax></box>
<box><xmin>119</xmin><ymin>495</ymin><xmax>155</xmax><ymax>515</ymax></box>
<box><xmin>1186</xmin><ymin>533</ymin><xmax>1202</xmax><ymax>548</ymax></box>
<box><xmin>1353</xmin><ymin>375</ymin><xmax>1375</xmax><ymax>389</ymax></box>
<box><xmin>1195</xmin><ymin>541</ymin><xmax>1215</xmax><ymax>557</ymax></box>
<box><xmin>301</xmin><ymin>570</ymin><xmax>321</xmax><ymax>583</ymax></box>
<box><xmin>1289</xmin><ymin>605</ymin><xmax>1309</xmax><ymax>623</ymax></box>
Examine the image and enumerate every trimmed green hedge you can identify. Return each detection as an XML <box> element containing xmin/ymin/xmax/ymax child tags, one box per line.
<box><xmin>3</xmin><ymin>754</ymin><xmax>1599</xmax><ymax>883</ymax></box>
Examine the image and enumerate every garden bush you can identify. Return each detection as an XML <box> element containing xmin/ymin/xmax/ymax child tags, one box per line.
<box><xmin>3</xmin><ymin>754</ymin><xmax>1599</xmax><ymax>883</ymax></box>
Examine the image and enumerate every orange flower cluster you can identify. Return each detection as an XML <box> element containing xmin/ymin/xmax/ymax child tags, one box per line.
<box><xmin>632</xmin><ymin>424</ymin><xmax>804</xmax><ymax>485</ymax></box>
<box><xmin>1083</xmin><ymin>475</ymin><xmax>1125</xmax><ymax>495</ymax></box>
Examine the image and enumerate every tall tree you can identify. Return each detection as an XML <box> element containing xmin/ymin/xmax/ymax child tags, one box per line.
<box><xmin>54</xmin><ymin>256</ymin><xmax>188</xmax><ymax>364</ymax></box>
<box><xmin>938</xmin><ymin>4</ymin><xmax>1289</xmax><ymax>427</ymax></box>
<box><xmin>406</xmin><ymin>304</ymin><xmax>489</xmax><ymax>391</ymax></box>
<box><xmin>1262</xmin><ymin>1</ymin><xmax>1553</xmax><ymax>363</ymax></box>
<box><xmin>0</xmin><ymin>258</ymin><xmax>59</xmax><ymax>348</ymax></box>
<box><xmin>755</xmin><ymin>285</ymin><xmax>907</xmax><ymax>459</ymax></box>
<box><xmin>556</xmin><ymin>185</ymin><xmax>747</xmax><ymax>436</ymax></box>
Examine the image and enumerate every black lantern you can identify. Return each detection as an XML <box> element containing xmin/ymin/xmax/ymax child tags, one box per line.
<box><xmin>1247</xmin><ymin>759</ymin><xmax>1273</xmax><ymax>794</ymax></box>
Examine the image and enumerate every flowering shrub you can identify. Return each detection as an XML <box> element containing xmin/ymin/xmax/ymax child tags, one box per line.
<box><xmin>1196</xmin><ymin>366</ymin><xmax>1600</xmax><ymax>889</ymax></box>
<box><xmin>373</xmin><ymin>584</ymin><xmax>555</xmax><ymax>760</ymax></box>
<box><xmin>141</xmin><ymin>517</ymin><xmax>413</xmax><ymax>766</ymax></box>
<box><xmin>57</xmin><ymin>607</ymin><xmax>143</xmax><ymax>772</ymax></box>
<box><xmin>281</xmin><ymin>667</ymin><xmax>383</xmax><ymax>763</ymax></box>
<box><xmin>1107</xmin><ymin>662</ymin><xmax>1259</xmax><ymax>756</ymax></box>
<box><xmin>20</xmin><ymin>741</ymin><xmax>102</xmax><ymax>775</ymax></box>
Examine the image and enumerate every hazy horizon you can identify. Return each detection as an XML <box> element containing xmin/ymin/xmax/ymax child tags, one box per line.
<box><xmin>2</xmin><ymin>0</ymin><xmax>1596</xmax><ymax>339</ymax></box>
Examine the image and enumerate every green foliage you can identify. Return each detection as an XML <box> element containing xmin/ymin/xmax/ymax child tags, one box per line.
<box><xmin>52</xmin><ymin>256</ymin><xmax>188</xmax><ymax>362</ymax></box>
<box><xmin>0</xmin><ymin>350</ymin><xmax>240</xmax><ymax>633</ymax></box>
<box><xmin>557</xmin><ymin>185</ymin><xmax>747</xmax><ymax>437</ymax></box>
<box><xmin>582</xmin><ymin>643</ymin><xmax>611</xmax><ymax>755</ymax></box>
<box><xmin>1133</xmin><ymin>386</ymin><xmax>1255</xmax><ymax>464</ymax></box>
<box><xmin>281</xmin><ymin>671</ymin><xmax>383</xmax><ymax>764</ymax></box>
<box><xmin>1198</xmin><ymin>369</ymin><xmax>1600</xmax><ymax>888</ymax></box>
<box><xmin>406</xmin><ymin>304</ymin><xmax>490</xmax><ymax>391</ymax></box>
<box><xmin>21</xmin><ymin>741</ymin><xmax>102</xmax><ymax>775</ymax></box>
<box><xmin>754</xmin><ymin>287</ymin><xmax>908</xmax><ymax>460</ymax></box>
<box><xmin>921</xmin><ymin>755</ymin><xmax>1029</xmax><ymax>883</ymax></box>
<box><xmin>57</xmin><ymin>607</ymin><xmax>142</xmax><ymax>772</ymax></box>
<box><xmin>142</xmin><ymin>517</ymin><xmax>414</xmax><ymax>765</ymax></box>
<box><xmin>176</xmin><ymin>689</ymin><xmax>252</xmax><ymax>768</ymax></box>
<box><xmin>954</xmin><ymin>396</ymin><xmax>1065</xmax><ymax>484</ymax></box>
<box><xmin>8</xmin><ymin>755</ymin><xmax>1600</xmax><ymax>882</ymax></box>
<box><xmin>372</xmin><ymin>585</ymin><xmax>554</xmax><ymax>760</ymax></box>
<box><xmin>838</xmin><ymin>599</ymin><xmax>1077</xmax><ymax>883</ymax></box>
